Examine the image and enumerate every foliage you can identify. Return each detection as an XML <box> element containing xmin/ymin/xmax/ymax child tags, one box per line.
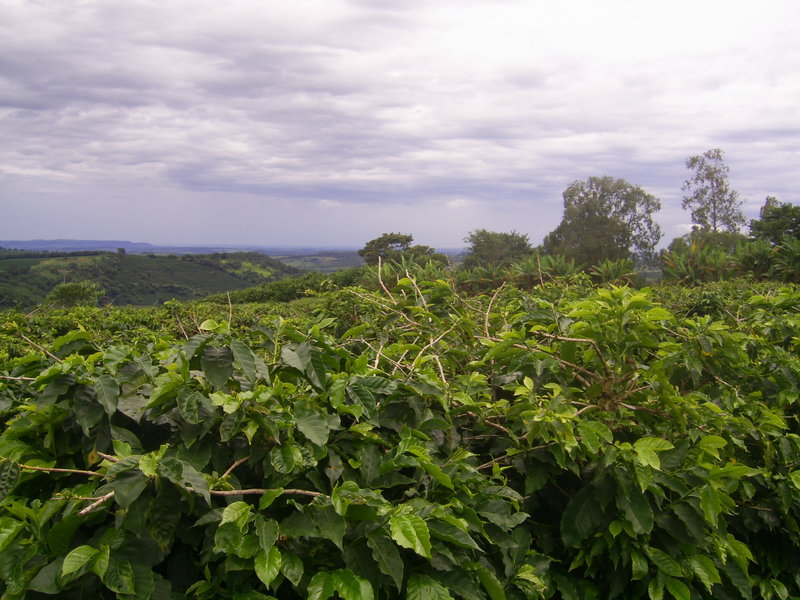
<box><xmin>0</xmin><ymin>252</ymin><xmax>299</xmax><ymax>308</ymax></box>
<box><xmin>588</xmin><ymin>258</ymin><xmax>637</xmax><ymax>285</ymax></box>
<box><xmin>681</xmin><ymin>149</ymin><xmax>746</xmax><ymax>233</ymax></box>
<box><xmin>1</xmin><ymin>277</ymin><xmax>800</xmax><ymax>599</ymax></box>
<box><xmin>462</xmin><ymin>230</ymin><xmax>533</xmax><ymax>269</ymax></box>
<box><xmin>44</xmin><ymin>281</ymin><xmax>105</xmax><ymax>308</ymax></box>
<box><xmin>542</xmin><ymin>177</ymin><xmax>662</xmax><ymax>265</ymax></box>
<box><xmin>750</xmin><ymin>197</ymin><xmax>800</xmax><ymax>244</ymax></box>
<box><xmin>358</xmin><ymin>234</ymin><xmax>446</xmax><ymax>267</ymax></box>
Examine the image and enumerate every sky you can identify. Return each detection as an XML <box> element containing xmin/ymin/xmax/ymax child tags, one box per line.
<box><xmin>1</xmin><ymin>0</ymin><xmax>798</xmax><ymax>249</ymax></box>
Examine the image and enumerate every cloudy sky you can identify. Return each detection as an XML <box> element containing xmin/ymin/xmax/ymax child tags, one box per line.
<box><xmin>1</xmin><ymin>0</ymin><xmax>798</xmax><ymax>249</ymax></box>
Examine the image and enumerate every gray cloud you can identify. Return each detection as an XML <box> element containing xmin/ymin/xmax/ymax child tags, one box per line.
<box><xmin>1</xmin><ymin>0</ymin><xmax>799</xmax><ymax>248</ymax></box>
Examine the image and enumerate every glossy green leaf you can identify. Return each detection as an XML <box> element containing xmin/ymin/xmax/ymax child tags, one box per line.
<box><xmin>475</xmin><ymin>564</ymin><xmax>506</xmax><ymax>600</ymax></box>
<box><xmin>201</xmin><ymin>345</ymin><xmax>234</xmax><ymax>388</ymax></box>
<box><xmin>367</xmin><ymin>531</ymin><xmax>404</xmax><ymax>591</ymax></box>
<box><xmin>646</xmin><ymin>547</ymin><xmax>683</xmax><ymax>578</ymax></box>
<box><xmin>700</xmin><ymin>485</ymin><xmax>721</xmax><ymax>527</ymax></box>
<box><xmin>222</xmin><ymin>501</ymin><xmax>252</xmax><ymax>532</ymax></box>
<box><xmin>102</xmin><ymin>558</ymin><xmax>135</xmax><ymax>595</ymax></box>
<box><xmin>62</xmin><ymin>545</ymin><xmax>97</xmax><ymax>576</ymax></box>
<box><xmin>332</xmin><ymin>568</ymin><xmax>374</xmax><ymax>600</ymax></box>
<box><xmin>176</xmin><ymin>388</ymin><xmax>203</xmax><ymax>424</ymax></box>
<box><xmin>619</xmin><ymin>486</ymin><xmax>654</xmax><ymax>534</ymax></box>
<box><xmin>687</xmin><ymin>554</ymin><xmax>721</xmax><ymax>591</ymax></box>
<box><xmin>280</xmin><ymin>550</ymin><xmax>304</xmax><ymax>587</ymax></box>
<box><xmin>113</xmin><ymin>472</ymin><xmax>149</xmax><ymax>508</ymax></box>
<box><xmin>95</xmin><ymin>374</ymin><xmax>119</xmax><ymax>415</ymax></box>
<box><xmin>255</xmin><ymin>546</ymin><xmax>282</xmax><ymax>588</ymax></box>
<box><xmin>428</xmin><ymin>519</ymin><xmax>482</xmax><ymax>550</ymax></box>
<box><xmin>664</xmin><ymin>577</ymin><xmax>689</xmax><ymax>600</ymax></box>
<box><xmin>389</xmin><ymin>513</ymin><xmax>431</xmax><ymax>558</ymax></box>
<box><xmin>308</xmin><ymin>571</ymin><xmax>336</xmax><ymax>600</ymax></box>
<box><xmin>294</xmin><ymin>401</ymin><xmax>331</xmax><ymax>446</ymax></box>
<box><xmin>407</xmin><ymin>574</ymin><xmax>454</xmax><ymax>600</ymax></box>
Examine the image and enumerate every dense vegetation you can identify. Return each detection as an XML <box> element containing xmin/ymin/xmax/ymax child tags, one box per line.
<box><xmin>0</xmin><ymin>251</ymin><xmax>299</xmax><ymax>308</ymax></box>
<box><xmin>1</xmin><ymin>264</ymin><xmax>799</xmax><ymax>599</ymax></box>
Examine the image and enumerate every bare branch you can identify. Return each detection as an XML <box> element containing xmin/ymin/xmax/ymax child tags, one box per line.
<box><xmin>20</xmin><ymin>463</ymin><xmax>100</xmax><ymax>477</ymax></box>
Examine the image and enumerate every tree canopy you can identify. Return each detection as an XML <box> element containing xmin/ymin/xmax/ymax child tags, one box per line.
<box><xmin>750</xmin><ymin>196</ymin><xmax>800</xmax><ymax>243</ymax></box>
<box><xmin>358</xmin><ymin>232</ymin><xmax>445</xmax><ymax>266</ymax></box>
<box><xmin>682</xmin><ymin>148</ymin><xmax>745</xmax><ymax>233</ymax></box>
<box><xmin>542</xmin><ymin>176</ymin><xmax>662</xmax><ymax>266</ymax></box>
<box><xmin>461</xmin><ymin>229</ymin><xmax>533</xmax><ymax>268</ymax></box>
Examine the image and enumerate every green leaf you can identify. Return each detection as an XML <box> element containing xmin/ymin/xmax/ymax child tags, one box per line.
<box><xmin>646</xmin><ymin>547</ymin><xmax>683</xmax><ymax>577</ymax></box>
<box><xmin>389</xmin><ymin>513</ymin><xmax>431</xmax><ymax>558</ymax></box>
<box><xmin>222</xmin><ymin>501</ymin><xmax>253</xmax><ymax>532</ymax></box>
<box><xmin>230</xmin><ymin>339</ymin><xmax>260</xmax><ymax>382</ymax></box>
<box><xmin>113</xmin><ymin>472</ymin><xmax>149</xmax><ymax>508</ymax></box>
<box><xmin>687</xmin><ymin>554</ymin><xmax>721</xmax><ymax>591</ymax></box>
<box><xmin>722</xmin><ymin>560</ymin><xmax>752</xmax><ymax>600</ymax></box>
<box><xmin>294</xmin><ymin>401</ymin><xmax>331</xmax><ymax>446</ymax></box>
<box><xmin>102</xmin><ymin>558</ymin><xmax>135</xmax><ymax>595</ymax></box>
<box><xmin>259</xmin><ymin>489</ymin><xmax>283</xmax><ymax>510</ymax></box>
<box><xmin>697</xmin><ymin>435</ymin><xmax>727</xmax><ymax>460</ymax></box>
<box><xmin>313</xmin><ymin>506</ymin><xmax>346</xmax><ymax>550</ymax></box>
<box><xmin>280</xmin><ymin>550</ymin><xmax>304</xmax><ymax>587</ymax></box>
<box><xmin>635</xmin><ymin>437</ymin><xmax>674</xmax><ymax>452</ymax></box>
<box><xmin>700</xmin><ymin>485</ymin><xmax>721</xmax><ymax>527</ymax></box>
<box><xmin>475</xmin><ymin>564</ymin><xmax>506</xmax><ymax>600</ymax></box>
<box><xmin>578</xmin><ymin>421</ymin><xmax>613</xmax><ymax>454</ymax></box>
<box><xmin>561</xmin><ymin>485</ymin><xmax>605</xmax><ymax>547</ymax></box>
<box><xmin>332</xmin><ymin>568</ymin><xmax>374</xmax><ymax>600</ymax></box>
<box><xmin>407</xmin><ymin>573</ymin><xmax>454</xmax><ymax>600</ymax></box>
<box><xmin>201</xmin><ymin>345</ymin><xmax>234</xmax><ymax>388</ymax></box>
<box><xmin>648</xmin><ymin>576</ymin><xmax>664</xmax><ymax>600</ymax></box>
<box><xmin>619</xmin><ymin>486</ymin><xmax>654</xmax><ymax>535</ymax></box>
<box><xmin>634</xmin><ymin>437</ymin><xmax>673</xmax><ymax>470</ymax></box>
<box><xmin>95</xmin><ymin>374</ymin><xmax>119</xmax><ymax>415</ymax></box>
<box><xmin>255</xmin><ymin>516</ymin><xmax>279</xmax><ymax>552</ymax></box>
<box><xmin>92</xmin><ymin>545</ymin><xmax>110</xmax><ymax>579</ymax></box>
<box><xmin>428</xmin><ymin>519</ymin><xmax>482</xmax><ymax>550</ymax></box>
<box><xmin>28</xmin><ymin>558</ymin><xmax>63</xmax><ymax>594</ymax></box>
<box><xmin>672</xmin><ymin>501</ymin><xmax>706</xmax><ymax>542</ymax></box>
<box><xmin>308</xmin><ymin>571</ymin><xmax>336</xmax><ymax>600</ymax></box>
<box><xmin>270</xmin><ymin>443</ymin><xmax>297</xmax><ymax>474</ymax></box>
<box><xmin>176</xmin><ymin>388</ymin><xmax>203</xmax><ymax>424</ymax></box>
<box><xmin>215</xmin><ymin>522</ymin><xmax>244</xmax><ymax>555</ymax></box>
<box><xmin>62</xmin><ymin>545</ymin><xmax>97</xmax><ymax>576</ymax></box>
<box><xmin>789</xmin><ymin>470</ymin><xmax>800</xmax><ymax>489</ymax></box>
<box><xmin>283</xmin><ymin>343</ymin><xmax>326</xmax><ymax>390</ymax></box>
<box><xmin>0</xmin><ymin>459</ymin><xmax>21</xmax><ymax>502</ymax></box>
<box><xmin>665</xmin><ymin>577</ymin><xmax>689</xmax><ymax>600</ymax></box>
<box><xmin>255</xmin><ymin>546</ymin><xmax>282</xmax><ymax>588</ymax></box>
<box><xmin>367</xmin><ymin>531</ymin><xmax>404</xmax><ymax>591</ymax></box>
<box><xmin>631</xmin><ymin>550</ymin><xmax>649</xmax><ymax>580</ymax></box>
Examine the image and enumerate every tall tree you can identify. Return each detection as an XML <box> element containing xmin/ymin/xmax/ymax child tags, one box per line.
<box><xmin>750</xmin><ymin>196</ymin><xmax>800</xmax><ymax>243</ymax></box>
<box><xmin>358</xmin><ymin>232</ymin><xmax>445</xmax><ymax>266</ymax></box>
<box><xmin>681</xmin><ymin>148</ymin><xmax>745</xmax><ymax>232</ymax></box>
<box><xmin>462</xmin><ymin>229</ymin><xmax>532</xmax><ymax>268</ymax></box>
<box><xmin>542</xmin><ymin>176</ymin><xmax>662</xmax><ymax>266</ymax></box>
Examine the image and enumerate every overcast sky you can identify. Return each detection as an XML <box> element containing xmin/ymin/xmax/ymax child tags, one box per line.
<box><xmin>1</xmin><ymin>0</ymin><xmax>798</xmax><ymax>249</ymax></box>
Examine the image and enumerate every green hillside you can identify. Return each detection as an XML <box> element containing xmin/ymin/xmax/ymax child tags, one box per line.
<box><xmin>0</xmin><ymin>250</ymin><xmax>298</xmax><ymax>307</ymax></box>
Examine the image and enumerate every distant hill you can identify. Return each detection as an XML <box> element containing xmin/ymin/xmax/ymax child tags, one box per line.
<box><xmin>0</xmin><ymin>250</ymin><xmax>300</xmax><ymax>308</ymax></box>
<box><xmin>0</xmin><ymin>239</ymin><xmax>360</xmax><ymax>256</ymax></box>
